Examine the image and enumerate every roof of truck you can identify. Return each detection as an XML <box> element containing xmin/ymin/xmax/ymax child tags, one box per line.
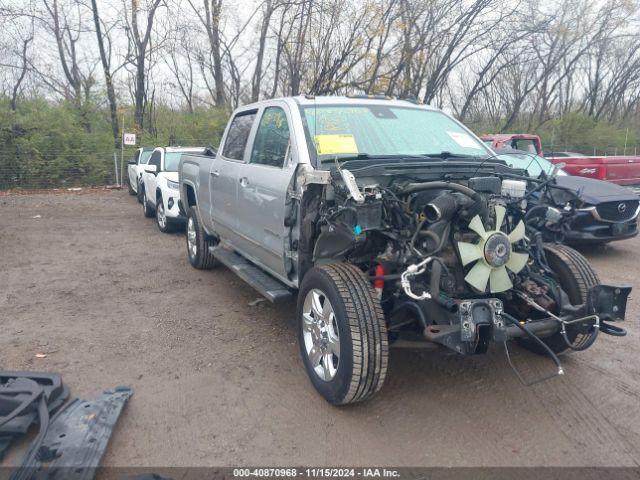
<box><xmin>239</xmin><ymin>95</ymin><xmax>440</xmax><ymax>111</ymax></box>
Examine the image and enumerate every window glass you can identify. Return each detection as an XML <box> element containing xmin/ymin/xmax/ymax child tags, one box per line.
<box><xmin>302</xmin><ymin>105</ymin><xmax>490</xmax><ymax>161</ymax></box>
<box><xmin>250</xmin><ymin>107</ymin><xmax>291</xmax><ymax>167</ymax></box>
<box><xmin>164</xmin><ymin>153</ymin><xmax>183</xmax><ymax>172</ymax></box>
<box><xmin>222</xmin><ymin>111</ymin><xmax>257</xmax><ymax>160</ymax></box>
<box><xmin>497</xmin><ymin>153</ymin><xmax>566</xmax><ymax>177</ymax></box>
<box><xmin>511</xmin><ymin>139</ymin><xmax>538</xmax><ymax>154</ymax></box>
<box><xmin>149</xmin><ymin>151</ymin><xmax>161</xmax><ymax>168</ymax></box>
<box><xmin>139</xmin><ymin>150</ymin><xmax>153</xmax><ymax>165</ymax></box>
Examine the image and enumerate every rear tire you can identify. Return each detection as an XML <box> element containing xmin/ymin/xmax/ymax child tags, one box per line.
<box><xmin>518</xmin><ymin>244</ymin><xmax>600</xmax><ymax>355</ymax></box>
<box><xmin>297</xmin><ymin>263</ymin><xmax>388</xmax><ymax>405</ymax></box>
<box><xmin>142</xmin><ymin>192</ymin><xmax>154</xmax><ymax>218</ymax></box>
<box><xmin>186</xmin><ymin>206</ymin><xmax>219</xmax><ymax>269</ymax></box>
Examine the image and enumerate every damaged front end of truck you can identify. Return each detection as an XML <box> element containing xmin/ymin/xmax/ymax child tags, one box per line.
<box><xmin>297</xmin><ymin>158</ymin><xmax>630</xmax><ymax>384</ymax></box>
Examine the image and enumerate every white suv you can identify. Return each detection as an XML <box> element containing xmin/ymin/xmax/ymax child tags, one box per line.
<box><xmin>141</xmin><ymin>146</ymin><xmax>204</xmax><ymax>232</ymax></box>
<box><xmin>126</xmin><ymin>147</ymin><xmax>154</xmax><ymax>203</ymax></box>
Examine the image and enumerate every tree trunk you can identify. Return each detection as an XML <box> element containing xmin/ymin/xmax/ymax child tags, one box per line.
<box><xmin>90</xmin><ymin>0</ymin><xmax>119</xmax><ymax>148</ymax></box>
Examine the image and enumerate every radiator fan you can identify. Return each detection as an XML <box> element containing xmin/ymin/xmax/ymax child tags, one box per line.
<box><xmin>457</xmin><ymin>205</ymin><xmax>528</xmax><ymax>293</ymax></box>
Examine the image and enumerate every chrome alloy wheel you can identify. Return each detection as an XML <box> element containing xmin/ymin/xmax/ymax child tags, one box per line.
<box><xmin>157</xmin><ymin>201</ymin><xmax>167</xmax><ymax>229</ymax></box>
<box><xmin>302</xmin><ymin>288</ymin><xmax>340</xmax><ymax>381</ymax></box>
<box><xmin>187</xmin><ymin>217</ymin><xmax>197</xmax><ymax>259</ymax></box>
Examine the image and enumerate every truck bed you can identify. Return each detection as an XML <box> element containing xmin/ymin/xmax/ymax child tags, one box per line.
<box><xmin>549</xmin><ymin>155</ymin><xmax>640</xmax><ymax>186</ymax></box>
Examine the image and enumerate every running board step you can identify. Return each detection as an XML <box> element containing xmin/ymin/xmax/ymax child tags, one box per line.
<box><xmin>209</xmin><ymin>246</ymin><xmax>293</xmax><ymax>304</ymax></box>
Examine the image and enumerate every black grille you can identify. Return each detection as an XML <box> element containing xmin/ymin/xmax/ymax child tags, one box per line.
<box><xmin>596</xmin><ymin>200</ymin><xmax>639</xmax><ymax>222</ymax></box>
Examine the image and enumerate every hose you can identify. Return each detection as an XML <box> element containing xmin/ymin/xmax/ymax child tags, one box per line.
<box><xmin>390</xmin><ymin>300</ymin><xmax>429</xmax><ymax>330</ymax></box>
<box><xmin>501</xmin><ymin>312</ymin><xmax>564</xmax><ymax>376</ymax></box>
<box><xmin>400</xmin><ymin>181</ymin><xmax>483</xmax><ymax>204</ymax></box>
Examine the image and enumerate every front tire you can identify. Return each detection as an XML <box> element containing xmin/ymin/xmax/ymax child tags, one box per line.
<box><xmin>519</xmin><ymin>244</ymin><xmax>600</xmax><ymax>355</ymax></box>
<box><xmin>142</xmin><ymin>192</ymin><xmax>154</xmax><ymax>218</ymax></box>
<box><xmin>186</xmin><ymin>206</ymin><xmax>219</xmax><ymax>269</ymax></box>
<box><xmin>297</xmin><ymin>263</ymin><xmax>388</xmax><ymax>405</ymax></box>
<box><xmin>156</xmin><ymin>195</ymin><xmax>175</xmax><ymax>233</ymax></box>
<box><xmin>137</xmin><ymin>179</ymin><xmax>144</xmax><ymax>204</ymax></box>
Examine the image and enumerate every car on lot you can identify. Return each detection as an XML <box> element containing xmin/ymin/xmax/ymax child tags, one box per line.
<box><xmin>141</xmin><ymin>146</ymin><xmax>204</xmax><ymax>232</ymax></box>
<box><xmin>126</xmin><ymin>147</ymin><xmax>154</xmax><ymax>202</ymax></box>
<box><xmin>481</xmin><ymin>133</ymin><xmax>543</xmax><ymax>155</ymax></box>
<box><xmin>496</xmin><ymin>149</ymin><xmax>640</xmax><ymax>244</ymax></box>
<box><xmin>179</xmin><ymin>96</ymin><xmax>629</xmax><ymax>405</ymax></box>
<box><xmin>482</xmin><ymin>133</ymin><xmax>640</xmax><ymax>186</ymax></box>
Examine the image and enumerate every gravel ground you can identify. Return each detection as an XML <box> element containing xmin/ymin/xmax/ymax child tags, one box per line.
<box><xmin>1</xmin><ymin>190</ymin><xmax>639</xmax><ymax>468</ymax></box>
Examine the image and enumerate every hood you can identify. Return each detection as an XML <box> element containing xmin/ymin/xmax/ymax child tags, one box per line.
<box><xmin>554</xmin><ymin>175</ymin><xmax>639</xmax><ymax>204</ymax></box>
<box><xmin>162</xmin><ymin>171</ymin><xmax>179</xmax><ymax>182</ymax></box>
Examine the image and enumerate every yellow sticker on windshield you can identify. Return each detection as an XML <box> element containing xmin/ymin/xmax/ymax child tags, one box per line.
<box><xmin>314</xmin><ymin>134</ymin><xmax>358</xmax><ymax>155</ymax></box>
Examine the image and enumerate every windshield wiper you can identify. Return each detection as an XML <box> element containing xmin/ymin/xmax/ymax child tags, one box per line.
<box><xmin>420</xmin><ymin>151</ymin><xmax>486</xmax><ymax>160</ymax></box>
<box><xmin>320</xmin><ymin>153</ymin><xmax>433</xmax><ymax>163</ymax></box>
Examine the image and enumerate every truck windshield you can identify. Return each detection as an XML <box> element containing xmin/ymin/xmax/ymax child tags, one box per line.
<box><xmin>301</xmin><ymin>104</ymin><xmax>490</xmax><ymax>162</ymax></box>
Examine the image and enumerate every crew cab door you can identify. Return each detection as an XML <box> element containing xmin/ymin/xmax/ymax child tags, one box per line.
<box><xmin>209</xmin><ymin>110</ymin><xmax>258</xmax><ymax>241</ymax></box>
<box><xmin>143</xmin><ymin>150</ymin><xmax>162</xmax><ymax>207</ymax></box>
<box><xmin>233</xmin><ymin>105</ymin><xmax>297</xmax><ymax>278</ymax></box>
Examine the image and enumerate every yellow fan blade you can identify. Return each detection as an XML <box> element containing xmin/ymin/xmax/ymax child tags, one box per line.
<box><xmin>458</xmin><ymin>242</ymin><xmax>482</xmax><ymax>266</ymax></box>
<box><xmin>506</xmin><ymin>251</ymin><xmax>528</xmax><ymax>273</ymax></box>
<box><xmin>465</xmin><ymin>261</ymin><xmax>492</xmax><ymax>292</ymax></box>
<box><xmin>495</xmin><ymin>205</ymin><xmax>506</xmax><ymax>230</ymax></box>
<box><xmin>468</xmin><ymin>215</ymin><xmax>488</xmax><ymax>239</ymax></box>
<box><xmin>508</xmin><ymin>220</ymin><xmax>526</xmax><ymax>243</ymax></box>
<box><xmin>490</xmin><ymin>266</ymin><xmax>512</xmax><ymax>293</ymax></box>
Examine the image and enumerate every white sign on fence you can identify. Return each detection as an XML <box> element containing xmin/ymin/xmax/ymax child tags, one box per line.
<box><xmin>123</xmin><ymin>133</ymin><xmax>137</xmax><ymax>145</ymax></box>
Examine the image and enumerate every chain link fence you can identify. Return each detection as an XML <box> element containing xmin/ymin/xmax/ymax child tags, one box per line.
<box><xmin>2</xmin><ymin>141</ymin><xmax>639</xmax><ymax>191</ymax></box>
<box><xmin>0</xmin><ymin>151</ymin><xmax>120</xmax><ymax>190</ymax></box>
<box><xmin>0</xmin><ymin>138</ymin><xmax>216</xmax><ymax>191</ymax></box>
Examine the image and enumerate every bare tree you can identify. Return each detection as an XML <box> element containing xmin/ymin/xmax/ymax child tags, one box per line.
<box><xmin>90</xmin><ymin>0</ymin><xmax>120</xmax><ymax>147</ymax></box>
<box><xmin>187</xmin><ymin>0</ymin><xmax>226</xmax><ymax>106</ymax></box>
<box><xmin>126</xmin><ymin>0</ymin><xmax>164</xmax><ymax>131</ymax></box>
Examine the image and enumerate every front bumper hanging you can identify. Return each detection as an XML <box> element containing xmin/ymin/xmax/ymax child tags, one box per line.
<box><xmin>423</xmin><ymin>283</ymin><xmax>630</xmax><ymax>355</ymax></box>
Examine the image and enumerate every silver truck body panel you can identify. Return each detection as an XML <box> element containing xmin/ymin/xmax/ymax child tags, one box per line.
<box><xmin>178</xmin><ymin>96</ymin><xmax>486</xmax><ymax>289</ymax></box>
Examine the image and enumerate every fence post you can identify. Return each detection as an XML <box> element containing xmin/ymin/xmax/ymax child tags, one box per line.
<box><xmin>113</xmin><ymin>152</ymin><xmax>119</xmax><ymax>186</ymax></box>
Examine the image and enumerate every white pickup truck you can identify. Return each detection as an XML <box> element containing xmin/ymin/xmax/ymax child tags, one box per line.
<box><xmin>178</xmin><ymin>96</ymin><xmax>629</xmax><ymax>405</ymax></box>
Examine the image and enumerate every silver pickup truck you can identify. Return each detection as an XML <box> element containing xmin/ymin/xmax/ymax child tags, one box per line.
<box><xmin>179</xmin><ymin>96</ymin><xmax>629</xmax><ymax>405</ymax></box>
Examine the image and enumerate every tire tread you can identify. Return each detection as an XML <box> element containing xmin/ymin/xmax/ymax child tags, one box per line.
<box><xmin>316</xmin><ymin>263</ymin><xmax>388</xmax><ymax>404</ymax></box>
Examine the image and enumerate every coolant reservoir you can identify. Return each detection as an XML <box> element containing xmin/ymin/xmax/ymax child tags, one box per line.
<box><xmin>501</xmin><ymin>179</ymin><xmax>527</xmax><ymax>198</ymax></box>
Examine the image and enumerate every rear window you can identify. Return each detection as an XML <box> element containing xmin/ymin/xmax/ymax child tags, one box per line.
<box><xmin>222</xmin><ymin>111</ymin><xmax>257</xmax><ymax>160</ymax></box>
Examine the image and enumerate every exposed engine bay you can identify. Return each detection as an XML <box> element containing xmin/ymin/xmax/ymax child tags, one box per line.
<box><xmin>299</xmin><ymin>161</ymin><xmax>630</xmax><ymax>383</ymax></box>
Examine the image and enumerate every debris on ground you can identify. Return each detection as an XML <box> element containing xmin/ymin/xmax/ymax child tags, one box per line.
<box><xmin>0</xmin><ymin>372</ymin><xmax>132</xmax><ymax>480</ymax></box>
<box><xmin>248</xmin><ymin>298</ymin><xmax>266</xmax><ymax>306</ymax></box>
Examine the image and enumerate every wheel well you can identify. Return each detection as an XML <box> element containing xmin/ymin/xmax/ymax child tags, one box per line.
<box><xmin>156</xmin><ymin>188</ymin><xmax>162</xmax><ymax>201</ymax></box>
<box><xmin>185</xmin><ymin>184</ymin><xmax>197</xmax><ymax>208</ymax></box>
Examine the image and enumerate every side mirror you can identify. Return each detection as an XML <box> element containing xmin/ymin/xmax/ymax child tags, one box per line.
<box><xmin>144</xmin><ymin>165</ymin><xmax>157</xmax><ymax>174</ymax></box>
<box><xmin>205</xmin><ymin>145</ymin><xmax>217</xmax><ymax>157</ymax></box>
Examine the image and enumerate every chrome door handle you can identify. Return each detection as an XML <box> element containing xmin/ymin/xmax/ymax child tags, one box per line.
<box><xmin>210</xmin><ymin>170</ymin><xmax>220</xmax><ymax>177</ymax></box>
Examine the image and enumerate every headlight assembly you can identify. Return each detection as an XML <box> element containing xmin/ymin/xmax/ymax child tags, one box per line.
<box><xmin>167</xmin><ymin>179</ymin><xmax>179</xmax><ymax>190</ymax></box>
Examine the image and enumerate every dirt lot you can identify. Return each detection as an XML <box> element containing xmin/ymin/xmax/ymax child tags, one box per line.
<box><xmin>1</xmin><ymin>190</ymin><xmax>639</xmax><ymax>467</ymax></box>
